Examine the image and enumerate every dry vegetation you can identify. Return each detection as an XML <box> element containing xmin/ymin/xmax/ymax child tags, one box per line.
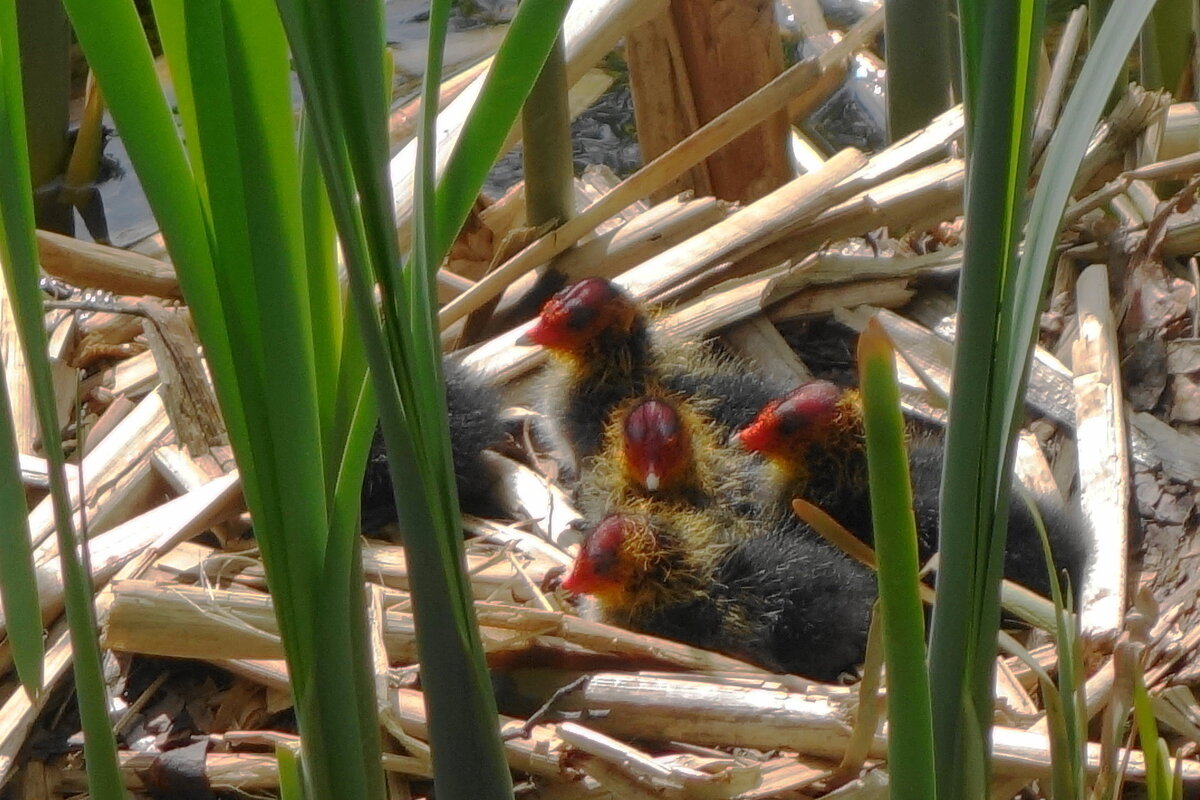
<box><xmin>6</xmin><ymin>1</ymin><xmax>1200</xmax><ymax>797</ymax></box>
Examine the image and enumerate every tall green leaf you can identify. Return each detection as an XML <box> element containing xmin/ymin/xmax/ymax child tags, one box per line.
<box><xmin>63</xmin><ymin>0</ymin><xmax>384</xmax><ymax>795</ymax></box>
<box><xmin>885</xmin><ymin>0</ymin><xmax>957</xmax><ymax>139</ymax></box>
<box><xmin>0</xmin><ymin>0</ymin><xmax>124</xmax><ymax>795</ymax></box>
<box><xmin>935</xmin><ymin>2</ymin><xmax>1155</xmax><ymax>797</ymax></box>
<box><xmin>857</xmin><ymin>320</ymin><xmax>936</xmax><ymax>800</ymax></box>
<box><xmin>932</xmin><ymin>5</ymin><xmax>1045</xmax><ymax>796</ymax></box>
<box><xmin>433</xmin><ymin>0</ymin><xmax>571</xmax><ymax>261</ymax></box>
<box><xmin>273</xmin><ymin>0</ymin><xmax>583</xmax><ymax>795</ymax></box>
<box><xmin>0</xmin><ymin>0</ymin><xmax>43</xmax><ymax>695</ymax></box>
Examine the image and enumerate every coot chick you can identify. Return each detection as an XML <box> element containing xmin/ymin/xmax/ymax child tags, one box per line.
<box><xmin>564</xmin><ymin>506</ymin><xmax>876</xmax><ymax>681</ymax></box>
<box><xmin>735</xmin><ymin>380</ymin><xmax>1088</xmax><ymax>599</ymax></box>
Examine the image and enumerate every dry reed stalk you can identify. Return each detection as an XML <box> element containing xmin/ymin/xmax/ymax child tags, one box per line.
<box><xmin>1128</xmin><ymin>410</ymin><xmax>1200</xmax><ymax>484</ymax></box>
<box><xmin>459</xmin><ymin>153</ymin><xmax>865</xmax><ymax>385</ymax></box>
<box><xmin>89</xmin><ymin>347</ymin><xmax>156</xmax><ymax>399</ymax></box>
<box><xmin>837</xmin><ymin>307</ymin><xmax>1078</xmax><ymax>431</ymax></box>
<box><xmin>437</xmin><ymin>58</ymin><xmax>830</xmax><ymax>330</ymax></box>
<box><xmin>724</xmin><ymin>316</ymin><xmax>813</xmax><ymax>385</ymax></box>
<box><xmin>45</xmin><ymin>314</ymin><xmax>76</xmax><ymax>430</ymax></box>
<box><xmin>26</xmin><ymin>387</ymin><xmax>172</xmax><ymax>553</ymax></box>
<box><xmin>81</xmin><ymin>396</ymin><xmax>136</xmax><ymax>455</ymax></box>
<box><xmin>1031</xmin><ymin>6</ymin><xmax>1088</xmax><ymax>161</ymax></box>
<box><xmin>477</xmin><ymin>194</ymin><xmax>729</xmax><ymax>326</ymax></box>
<box><xmin>1074</xmin><ymin>87</ymin><xmax>1170</xmax><ymax>193</ymax></box>
<box><xmin>58</xmin><ymin>751</ymin><xmax>281</xmax><ymax>793</ymax></box>
<box><xmin>0</xmin><ymin>472</ymin><xmax>236</xmax><ymax>789</ymax></box>
<box><xmin>766</xmin><ymin>278</ymin><xmax>916</xmax><ymax>323</ymax></box>
<box><xmin>0</xmin><ymin>472</ymin><xmax>239</xmax><ymax>641</ymax></box>
<box><xmin>17</xmin><ymin>453</ymin><xmax>46</xmax><ymax>487</ymax></box>
<box><xmin>102</xmin><ymin>580</ymin><xmax>769</xmax><ymax>674</ymax></box>
<box><xmin>75</xmin><ymin>307</ymin><xmax>144</xmax><ymax>351</ymax></box>
<box><xmin>563</xmin><ymin>672</ymin><xmax>1200</xmax><ymax>783</ymax></box>
<box><xmin>1072</xmin><ymin>264</ymin><xmax>1130</xmax><ymax>641</ymax></box>
<box><xmin>482</xmin><ymin>451</ymin><xmax>583</xmax><ymax>554</ymax></box>
<box><xmin>391</xmin><ymin>0</ymin><xmax>670</xmax><ymax>252</ymax></box>
<box><xmin>617</xmin><ymin>149</ymin><xmax>868</xmax><ymax>301</ymax></box>
<box><xmin>0</xmin><ymin>613</ymin><xmax>76</xmax><ymax>787</ymax></box>
<box><xmin>750</xmin><ymin>159</ymin><xmax>965</xmax><ymax>274</ymax></box>
<box><xmin>0</xmin><ymin>276</ymin><xmax>35</xmax><ymax>451</ymax></box>
<box><xmin>558</xmin><ymin>720</ymin><xmax>762</xmax><ymax>797</ymax></box>
<box><xmin>1157</xmin><ymin>101</ymin><xmax>1200</xmax><ymax>162</ymax></box>
<box><xmin>138</xmin><ymin>301</ymin><xmax>225</xmax><ymax>454</ymax></box>
<box><xmin>153</xmin><ymin>526</ymin><xmax>564</xmax><ymax>602</ymax></box>
<box><xmin>36</xmin><ymin>229</ymin><xmax>181</xmax><ymax>298</ymax></box>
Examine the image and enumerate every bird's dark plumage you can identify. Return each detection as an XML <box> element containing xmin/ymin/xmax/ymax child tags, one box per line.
<box><xmin>360</xmin><ymin>360</ymin><xmax>506</xmax><ymax>530</ymax></box>
<box><xmin>712</xmin><ymin>518</ymin><xmax>876</xmax><ymax>680</ymax></box>
<box><xmin>663</xmin><ymin>369</ymin><xmax>791</xmax><ymax>433</ymax></box>
<box><xmin>565</xmin><ymin>508</ymin><xmax>877</xmax><ymax>681</ymax></box>
<box><xmin>737</xmin><ymin>380</ymin><xmax>1089</xmax><ymax>599</ymax></box>
<box><xmin>526</xmin><ymin>277</ymin><xmax>790</xmax><ymax>470</ymax></box>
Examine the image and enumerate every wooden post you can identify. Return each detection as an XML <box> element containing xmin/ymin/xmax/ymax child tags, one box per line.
<box><xmin>626</xmin><ymin>0</ymin><xmax>792</xmax><ymax>204</ymax></box>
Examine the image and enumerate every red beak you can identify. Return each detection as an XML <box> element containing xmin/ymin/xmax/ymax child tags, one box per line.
<box><xmin>561</xmin><ymin>555</ymin><xmax>597</xmax><ymax>594</ymax></box>
<box><xmin>515</xmin><ymin>321</ymin><xmax>544</xmax><ymax>347</ymax></box>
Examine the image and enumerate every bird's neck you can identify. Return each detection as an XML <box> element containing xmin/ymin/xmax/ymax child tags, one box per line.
<box><xmin>555</xmin><ymin>317</ymin><xmax>654</xmax><ymax>382</ymax></box>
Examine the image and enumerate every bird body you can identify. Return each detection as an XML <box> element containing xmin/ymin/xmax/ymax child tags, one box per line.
<box><xmin>361</xmin><ymin>359</ymin><xmax>506</xmax><ymax>529</ymax></box>
<box><xmin>523</xmin><ymin>277</ymin><xmax>789</xmax><ymax>472</ymax></box>
<box><xmin>736</xmin><ymin>380</ymin><xmax>1088</xmax><ymax>599</ymax></box>
<box><xmin>564</xmin><ymin>507</ymin><xmax>876</xmax><ymax>681</ymax></box>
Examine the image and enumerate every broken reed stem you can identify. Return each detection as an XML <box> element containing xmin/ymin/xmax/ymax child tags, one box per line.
<box><xmin>562</xmin><ymin>673</ymin><xmax>1199</xmax><ymax>784</ymax></box>
<box><xmin>102</xmin><ymin>580</ymin><xmax>767</xmax><ymax>674</ymax></box>
<box><xmin>437</xmin><ymin>55</ymin><xmax>826</xmax><ymax>329</ymax></box>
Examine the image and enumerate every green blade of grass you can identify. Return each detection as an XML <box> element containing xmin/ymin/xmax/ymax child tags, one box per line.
<box><xmin>0</xmin><ymin>371</ymin><xmax>40</xmax><ymax>694</ymax></box>
<box><xmin>272</xmin><ymin>0</ymin><xmax>515</xmax><ymax>794</ymax></box>
<box><xmin>276</xmin><ymin>745</ymin><xmax>303</xmax><ymax>800</ymax></box>
<box><xmin>931</xmin><ymin>3</ymin><xmax>1044</xmax><ymax>796</ymax></box>
<box><xmin>67</xmin><ymin>0</ymin><xmax>385</xmax><ymax>795</ymax></box>
<box><xmin>1001</xmin><ymin>0</ymin><xmax>1155</xmax><ymax>403</ymax></box>
<box><xmin>164</xmin><ymin>1</ymin><xmax>382</xmax><ymax>793</ymax></box>
<box><xmin>857</xmin><ymin>319</ymin><xmax>936</xmax><ymax>800</ymax></box>
<box><xmin>0</xmin><ymin>2</ymin><xmax>43</xmax><ymax>691</ymax></box>
<box><xmin>521</xmin><ymin>33</ymin><xmax>574</xmax><ymax>228</ymax></box>
<box><xmin>433</xmin><ymin>0</ymin><xmax>571</xmax><ymax>262</ymax></box>
<box><xmin>936</xmin><ymin>5</ymin><xmax>1154</xmax><ymax>799</ymax></box>
<box><xmin>0</xmin><ymin>1</ymin><xmax>124</xmax><ymax>794</ymax></box>
<box><xmin>1133</xmin><ymin>667</ymin><xmax>1169</xmax><ymax>800</ymax></box>
<box><xmin>1140</xmin><ymin>0</ymin><xmax>1193</xmax><ymax>94</ymax></box>
<box><xmin>1025</xmin><ymin>492</ymin><xmax>1086</xmax><ymax>799</ymax></box>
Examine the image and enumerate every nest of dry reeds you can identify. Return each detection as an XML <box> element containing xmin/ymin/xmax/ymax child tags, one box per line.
<box><xmin>9</xmin><ymin>4</ymin><xmax>1200</xmax><ymax>799</ymax></box>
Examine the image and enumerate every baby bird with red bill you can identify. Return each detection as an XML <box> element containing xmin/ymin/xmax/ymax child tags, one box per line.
<box><xmin>577</xmin><ymin>392</ymin><xmax>760</xmax><ymax>516</ymax></box>
<box><xmin>735</xmin><ymin>379</ymin><xmax>1088</xmax><ymax>599</ymax></box>
<box><xmin>519</xmin><ymin>277</ymin><xmax>789</xmax><ymax>473</ymax></box>
<box><xmin>563</xmin><ymin>507</ymin><xmax>876</xmax><ymax>681</ymax></box>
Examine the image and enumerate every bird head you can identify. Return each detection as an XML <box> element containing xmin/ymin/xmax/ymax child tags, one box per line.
<box><xmin>517</xmin><ymin>278</ymin><xmax>640</xmax><ymax>353</ymax></box>
<box><xmin>734</xmin><ymin>380</ymin><xmax>848</xmax><ymax>461</ymax></box>
<box><xmin>562</xmin><ymin>514</ymin><xmax>654</xmax><ymax>604</ymax></box>
<box><xmin>621</xmin><ymin>397</ymin><xmax>693</xmax><ymax>494</ymax></box>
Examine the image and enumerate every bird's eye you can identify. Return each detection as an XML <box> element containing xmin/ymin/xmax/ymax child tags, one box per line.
<box><xmin>589</xmin><ymin>546</ymin><xmax>618</xmax><ymax>577</ymax></box>
<box><xmin>586</xmin><ymin>516</ymin><xmax>632</xmax><ymax>577</ymax></box>
<box><xmin>776</xmin><ymin>415</ymin><xmax>804</xmax><ymax>437</ymax></box>
<box><xmin>566</xmin><ymin>304</ymin><xmax>598</xmax><ymax>331</ymax></box>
